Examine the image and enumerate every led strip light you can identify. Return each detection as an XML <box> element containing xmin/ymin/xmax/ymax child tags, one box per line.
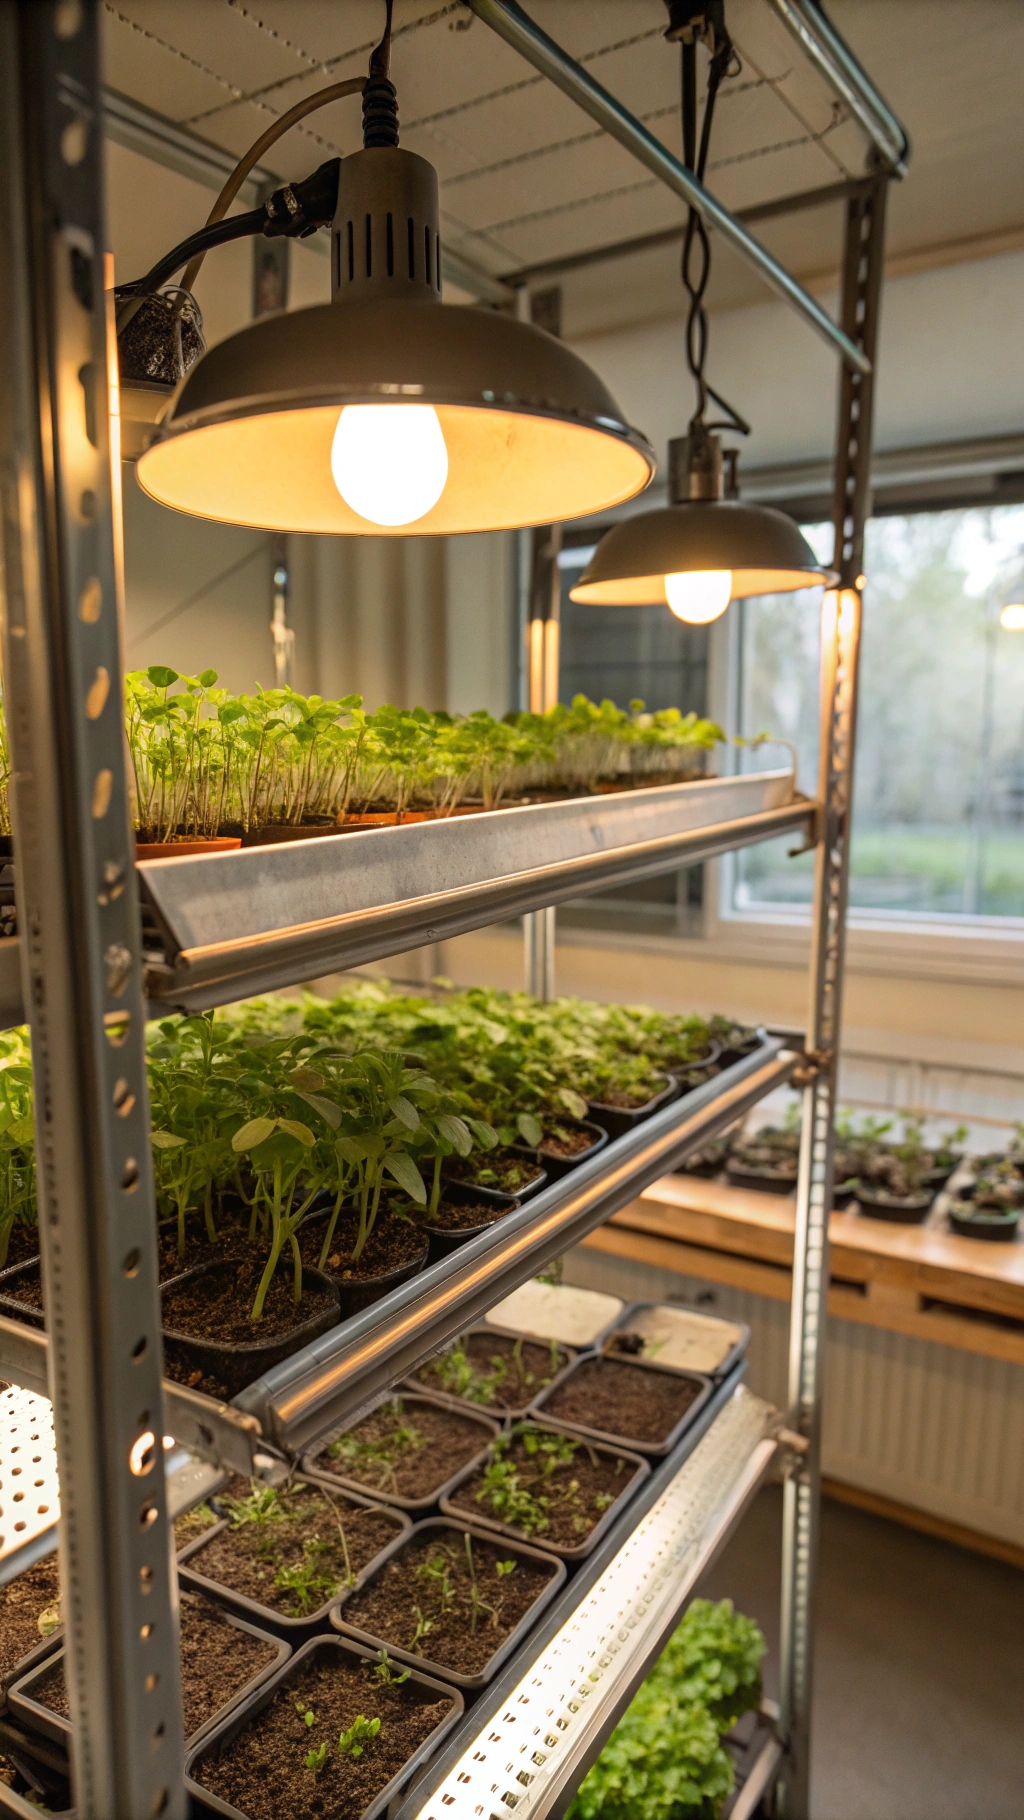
<box><xmin>414</xmin><ymin>1386</ymin><xmax>775</xmax><ymax>1820</ymax></box>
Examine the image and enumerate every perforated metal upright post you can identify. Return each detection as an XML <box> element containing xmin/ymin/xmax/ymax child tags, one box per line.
<box><xmin>777</xmin><ymin>175</ymin><xmax>888</xmax><ymax>1820</ymax></box>
<box><xmin>0</xmin><ymin>5</ymin><xmax>186</xmax><ymax>1816</ymax></box>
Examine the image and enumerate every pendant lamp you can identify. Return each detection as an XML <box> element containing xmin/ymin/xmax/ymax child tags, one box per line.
<box><xmin>135</xmin><ymin>13</ymin><xmax>654</xmax><ymax>537</ymax></box>
<box><xmin>571</xmin><ymin>4</ymin><xmax>835</xmax><ymax>620</ymax></box>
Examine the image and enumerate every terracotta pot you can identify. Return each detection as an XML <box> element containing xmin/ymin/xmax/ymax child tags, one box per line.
<box><xmin>135</xmin><ymin>837</ymin><xmax>241</xmax><ymax>860</ymax></box>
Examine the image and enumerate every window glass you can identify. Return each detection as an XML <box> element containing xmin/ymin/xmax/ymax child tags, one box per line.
<box><xmin>733</xmin><ymin>506</ymin><xmax>1024</xmax><ymax>920</ymax></box>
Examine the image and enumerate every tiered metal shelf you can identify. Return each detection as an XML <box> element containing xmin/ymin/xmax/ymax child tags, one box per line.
<box><xmin>0</xmin><ymin>3</ymin><xmax>905</xmax><ymax>1817</ymax></box>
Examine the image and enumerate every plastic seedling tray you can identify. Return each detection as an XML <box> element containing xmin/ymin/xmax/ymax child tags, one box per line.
<box><xmin>177</xmin><ymin>1475</ymin><xmax>410</xmax><ymax>1643</ymax></box>
<box><xmin>301</xmin><ymin>1390</ymin><xmax>501</xmax><ymax>1516</ymax></box>
<box><xmin>483</xmin><ymin>1279</ymin><xmax>624</xmax><ymax>1351</ymax></box>
<box><xmin>184</xmin><ymin>1634</ymin><xmax>464</xmax><ymax>1820</ymax></box>
<box><xmin>330</xmin><ymin>1517</ymin><xmax>566</xmax><ymax>1691</ymax></box>
<box><xmin>439</xmin><ymin>1421</ymin><xmax>649</xmax><ymax>1562</ymax></box>
<box><xmin>531</xmin><ymin>1351</ymin><xmax>713</xmax><ymax>1458</ymax></box>
<box><xmin>587</xmin><ymin>1074</ymin><xmax>679</xmax><ymax>1140</ymax></box>
<box><xmin>442</xmin><ymin>1155</ymin><xmax>548</xmax><ymax>1205</ymax></box>
<box><xmin>403</xmin><ymin>1323</ymin><xmax>576</xmax><ymax>1423</ymax></box>
<box><xmin>0</xmin><ymin>1258</ymin><xmax>45</xmax><ymax>1329</ymax></box>
<box><xmin>9</xmin><ymin>1605</ymin><xmax>289</xmax><ymax>1751</ymax></box>
<box><xmin>606</xmin><ymin>1302</ymin><xmax>749</xmax><ymax>1380</ymax></box>
<box><xmin>161</xmin><ymin>1258</ymin><xmax>341</xmax><ymax>1399</ymax></box>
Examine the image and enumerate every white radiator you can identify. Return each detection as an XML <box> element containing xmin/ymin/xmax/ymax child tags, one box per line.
<box><xmin>564</xmin><ymin>1247</ymin><xmax>1024</xmax><ymax>1549</ymax></box>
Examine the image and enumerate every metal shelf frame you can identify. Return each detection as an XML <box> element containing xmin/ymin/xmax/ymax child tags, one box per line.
<box><xmin>0</xmin><ymin>4</ymin><xmax>902</xmax><ymax>1817</ymax></box>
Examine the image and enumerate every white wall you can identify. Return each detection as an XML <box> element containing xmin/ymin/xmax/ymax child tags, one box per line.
<box><xmin>572</xmin><ymin>248</ymin><xmax>1024</xmax><ymax>473</ymax></box>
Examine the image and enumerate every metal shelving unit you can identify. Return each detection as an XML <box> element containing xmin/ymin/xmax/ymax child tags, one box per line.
<box><xmin>0</xmin><ymin>4</ymin><xmax>904</xmax><ymax>1818</ymax></box>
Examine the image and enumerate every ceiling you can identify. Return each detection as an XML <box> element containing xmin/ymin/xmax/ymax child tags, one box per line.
<box><xmin>102</xmin><ymin>1</ymin><xmax>1024</xmax><ymax>339</ymax></box>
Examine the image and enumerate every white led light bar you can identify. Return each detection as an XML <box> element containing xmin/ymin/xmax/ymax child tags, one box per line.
<box><xmin>0</xmin><ymin>1384</ymin><xmax>59</xmax><ymax>1584</ymax></box>
<box><xmin>414</xmin><ymin>1386</ymin><xmax>776</xmax><ymax>1820</ymax></box>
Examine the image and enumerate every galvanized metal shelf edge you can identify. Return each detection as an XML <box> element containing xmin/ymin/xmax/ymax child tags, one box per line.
<box><xmin>237</xmin><ymin>1039</ymin><xmax>799</xmax><ymax>1454</ymax></box>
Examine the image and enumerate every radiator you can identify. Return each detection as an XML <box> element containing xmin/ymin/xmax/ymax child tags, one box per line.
<box><xmin>564</xmin><ymin>1246</ymin><xmax>1024</xmax><ymax>1549</ymax></box>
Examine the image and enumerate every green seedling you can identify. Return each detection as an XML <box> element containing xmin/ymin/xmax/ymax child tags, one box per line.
<box><xmin>495</xmin><ymin>1559</ymin><xmax>517</xmax><ymax>1578</ymax></box>
<box><xmin>295</xmin><ymin>1702</ymin><xmax>317</xmax><ymax>1728</ymax></box>
<box><xmin>372</xmin><ymin>1650</ymin><xmax>410</xmax><ymax>1687</ymax></box>
<box><xmin>274</xmin><ymin>1537</ymin><xmax>342</xmax><ymax>1616</ymax></box>
<box><xmin>338</xmin><ymin>1715</ymin><xmax>381</xmax><ymax>1760</ymax></box>
<box><xmin>304</xmin><ymin>1740</ymin><xmax>330</xmax><ymax>1775</ymax></box>
<box><xmin>328</xmin><ymin>1401</ymin><xmax>424</xmax><ymax>1492</ymax></box>
<box><xmin>463</xmin><ymin>1531</ymin><xmax>498</xmax><ymax>1633</ymax></box>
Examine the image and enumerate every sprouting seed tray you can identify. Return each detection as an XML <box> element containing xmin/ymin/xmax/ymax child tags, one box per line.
<box><xmin>301</xmin><ymin>1389</ymin><xmax>501</xmax><ymax>1516</ymax></box>
<box><xmin>403</xmin><ymin>1324</ymin><xmax>577</xmax><ymax>1423</ymax></box>
<box><xmin>330</xmin><ymin>1518</ymin><xmax>566</xmax><ymax>1692</ymax></box>
<box><xmin>176</xmin><ymin>1474</ymin><xmax>411</xmax><ymax>1643</ymax></box>
<box><xmin>438</xmin><ymin>1421</ymin><xmax>650</xmax><ymax>1562</ymax></box>
<box><xmin>606</xmin><ymin>1302</ymin><xmax>749</xmax><ymax>1380</ymax></box>
<box><xmin>184</xmin><ymin>1634</ymin><xmax>465</xmax><ymax>1820</ymax></box>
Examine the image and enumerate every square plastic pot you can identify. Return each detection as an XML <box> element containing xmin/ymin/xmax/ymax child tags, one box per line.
<box><xmin>8</xmin><ymin>1606</ymin><xmax>289</xmax><ymax>1752</ymax></box>
<box><xmin>417</xmin><ymin>1183</ymin><xmax>520</xmax><ymax>1265</ymax></box>
<box><xmin>403</xmin><ymin>1323</ymin><xmax>576</xmax><ymax>1422</ymax></box>
<box><xmin>606</xmin><ymin>1301</ymin><xmax>749</xmax><ymax>1381</ymax></box>
<box><xmin>442</xmin><ymin>1151</ymin><xmax>548</xmax><ymax>1204</ymax></box>
<box><xmin>439</xmin><ymin>1420</ymin><xmax>649</xmax><ymax>1561</ymax></box>
<box><xmin>302</xmin><ymin>1390</ymin><xmax>501</xmax><ymax>1517</ymax></box>
<box><xmin>184</xmin><ymin>1633</ymin><xmax>464</xmax><ymax>1820</ymax></box>
<box><xmin>177</xmin><ymin>1474</ymin><xmax>410</xmax><ymax>1643</ymax></box>
<box><xmin>160</xmin><ymin>1258</ymin><xmax>340</xmax><ymax>1399</ymax></box>
<box><xmin>586</xmin><ymin>1075</ymin><xmax>679</xmax><ymax>1140</ymax></box>
<box><xmin>531</xmin><ymin>1351</ymin><xmax>713</xmax><ymax>1458</ymax></box>
<box><xmin>507</xmin><ymin>1118</ymin><xmax>610</xmax><ymax>1187</ymax></box>
<box><xmin>482</xmin><ymin>1280</ymin><xmax>625</xmax><ymax>1353</ymax></box>
<box><xmin>330</xmin><ymin>1517</ymin><xmax>566</xmax><ymax>1691</ymax></box>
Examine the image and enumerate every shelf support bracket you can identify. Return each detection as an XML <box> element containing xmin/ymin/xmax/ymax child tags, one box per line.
<box><xmin>777</xmin><ymin>174</ymin><xmax>889</xmax><ymax>1820</ymax></box>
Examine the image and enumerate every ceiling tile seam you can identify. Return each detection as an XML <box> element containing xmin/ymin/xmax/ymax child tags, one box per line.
<box><xmin>103</xmin><ymin>2</ymin><xmax>245</xmax><ymax>103</ymax></box>
<box><xmin>730</xmin><ymin>29</ymin><xmax>852</xmax><ymax>180</ymax></box>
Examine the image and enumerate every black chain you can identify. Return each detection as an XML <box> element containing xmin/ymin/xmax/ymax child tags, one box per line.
<box><xmin>678</xmin><ymin>15</ymin><xmax>749</xmax><ymax>437</ymax></box>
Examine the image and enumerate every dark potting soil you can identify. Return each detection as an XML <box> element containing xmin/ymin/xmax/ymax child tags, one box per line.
<box><xmin>0</xmin><ymin>1260</ymin><xmax>43</xmax><ymax>1310</ymax></box>
<box><xmin>590</xmin><ymin>1084</ymin><xmax>661</xmax><ymax>1110</ymax></box>
<box><xmin>174</xmin><ymin>1501</ymin><xmax>223</xmax><ymax>1550</ymax></box>
<box><xmin>191</xmin><ymin>1652</ymin><xmax>454</xmax><ymax>1820</ymax></box>
<box><xmin>33</xmin><ymin>1589</ymin><xmax>278</xmax><ymax>1739</ymax></box>
<box><xmin>539</xmin><ymin>1124</ymin><xmax>594</xmax><ymax>1159</ymax></box>
<box><xmin>299</xmin><ymin>1208</ymin><xmax>424</xmax><ymax>1283</ymax></box>
<box><xmin>189</xmin><ymin>1479</ymin><xmax>401</xmax><ymax>1619</ymax></box>
<box><xmin>162</xmin><ymin>1255</ymin><xmax>334</xmax><ymax>1345</ymax></box>
<box><xmin>421</xmin><ymin>1196</ymin><xmax>505</xmax><ymax>1235</ymax></box>
<box><xmin>1</xmin><ymin>1224</ymin><xmax>39</xmax><ymax>1269</ymax></box>
<box><xmin>542</xmin><ymin>1357</ymin><xmax>702</xmax><ymax>1446</ymax></box>
<box><xmin>445</xmin><ymin>1150</ymin><xmax>543</xmax><ymax>1194</ymax></box>
<box><xmin>318</xmin><ymin>1399</ymin><xmax>488</xmax><ymax>1502</ymax></box>
<box><xmin>0</xmin><ymin>1554</ymin><xmax>59</xmax><ymax>1683</ymax></box>
<box><xmin>342</xmin><ymin>1529</ymin><xmax>555</xmax><ymax>1677</ymax></box>
<box><xmin>449</xmin><ymin>1428</ymin><xmax>631</xmax><ymax>1548</ymax></box>
<box><xmin>162</xmin><ymin>1342</ymin><xmax>234</xmax><ymax>1402</ymax></box>
<box><xmin>157</xmin><ymin>1207</ymin><xmax>258</xmax><ymax>1283</ymax></box>
<box><xmin>413</xmin><ymin>1333</ymin><xmax>566</xmax><ymax>1412</ymax></box>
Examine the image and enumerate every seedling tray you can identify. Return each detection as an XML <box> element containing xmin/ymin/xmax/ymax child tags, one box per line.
<box><xmin>184</xmin><ymin>1634</ymin><xmax>464</xmax><ymax>1820</ymax></box>
<box><xmin>331</xmin><ymin>1517</ymin><xmax>566</xmax><ymax>1691</ymax></box>
<box><xmin>301</xmin><ymin>1390</ymin><xmax>501</xmax><ymax>1515</ymax></box>
<box><xmin>9</xmin><ymin>1603</ymin><xmax>289</xmax><ymax>1751</ymax></box>
<box><xmin>531</xmin><ymin>1351</ymin><xmax>713</xmax><ymax>1458</ymax></box>
<box><xmin>161</xmin><ymin>1259</ymin><xmax>341</xmax><ymax>1399</ymax></box>
<box><xmin>440</xmin><ymin>1421</ymin><xmax>649</xmax><ymax>1561</ymax></box>
<box><xmin>517</xmin><ymin>1118</ymin><xmax>609</xmax><ymax>1186</ymax></box>
<box><xmin>404</xmin><ymin>1323</ymin><xmax>576</xmax><ymax>1422</ymax></box>
<box><xmin>177</xmin><ymin>1475</ymin><xmax>410</xmax><ymax>1643</ymax></box>
<box><xmin>607</xmin><ymin>1301</ymin><xmax>749</xmax><ymax>1381</ymax></box>
<box><xmin>587</xmin><ymin>1074</ymin><xmax>679</xmax><ymax>1141</ymax></box>
<box><xmin>418</xmin><ymin>1183</ymin><xmax>520</xmax><ymax>1265</ymax></box>
<box><xmin>0</xmin><ymin>1258</ymin><xmax>45</xmax><ymax>1330</ymax></box>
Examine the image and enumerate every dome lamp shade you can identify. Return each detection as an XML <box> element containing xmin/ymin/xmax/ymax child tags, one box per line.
<box><xmin>136</xmin><ymin>146</ymin><xmax>655</xmax><ymax>536</ymax></box>
<box><xmin>571</xmin><ymin>428</ymin><xmax>836</xmax><ymax>616</ymax></box>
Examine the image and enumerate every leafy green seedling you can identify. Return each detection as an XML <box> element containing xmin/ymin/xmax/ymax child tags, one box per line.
<box><xmin>338</xmin><ymin>1715</ymin><xmax>381</xmax><ymax>1760</ymax></box>
<box><xmin>305</xmin><ymin>1740</ymin><xmax>331</xmax><ymax>1775</ymax></box>
<box><xmin>372</xmin><ymin>1650</ymin><xmax>410</xmax><ymax>1687</ymax></box>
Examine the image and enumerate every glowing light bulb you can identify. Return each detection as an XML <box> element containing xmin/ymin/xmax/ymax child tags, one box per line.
<box><xmin>1000</xmin><ymin>603</ymin><xmax>1024</xmax><ymax>631</ymax></box>
<box><xmin>664</xmin><ymin>569</ymin><xmax>732</xmax><ymax>624</ymax></box>
<box><xmin>330</xmin><ymin>404</ymin><xmax>448</xmax><ymax>526</ymax></box>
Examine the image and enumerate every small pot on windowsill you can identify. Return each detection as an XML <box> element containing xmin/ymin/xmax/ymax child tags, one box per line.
<box><xmin>853</xmin><ymin>1183</ymin><xmax>934</xmax><ymax>1224</ymax></box>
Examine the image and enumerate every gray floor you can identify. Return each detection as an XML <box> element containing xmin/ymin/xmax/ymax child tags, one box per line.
<box><xmin>697</xmin><ymin>1486</ymin><xmax>1024</xmax><ymax>1820</ymax></box>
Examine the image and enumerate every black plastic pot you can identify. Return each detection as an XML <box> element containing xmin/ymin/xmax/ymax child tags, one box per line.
<box><xmin>665</xmin><ymin>1038</ymin><xmax>722</xmax><ymax>1080</ymax></box>
<box><xmin>853</xmin><ymin>1186</ymin><xmax>934</xmax><ymax>1224</ymax></box>
<box><xmin>606</xmin><ymin>1300</ymin><xmax>749</xmax><ymax>1381</ymax></box>
<box><xmin>443</xmin><ymin>1149</ymin><xmax>548</xmax><ymax>1202</ymax></box>
<box><xmin>331</xmin><ymin>1517</ymin><xmax>566</xmax><ymax>1690</ymax></box>
<box><xmin>9</xmin><ymin>1606</ymin><xmax>289</xmax><ymax>1751</ymax></box>
<box><xmin>440</xmin><ymin>1422</ymin><xmax>649</xmax><ymax>1562</ymax></box>
<box><xmin>586</xmin><ymin>1074</ymin><xmax>679</xmax><ymax>1141</ymax></box>
<box><xmin>922</xmin><ymin>1157</ymin><xmax>964</xmax><ymax>1190</ymax></box>
<box><xmin>177</xmin><ymin>1474</ymin><xmax>410</xmax><ymax>1643</ymax></box>
<box><xmin>304</xmin><ymin>1212</ymin><xmax>430</xmax><ymax>1320</ymax></box>
<box><xmin>406</xmin><ymin>1322</ymin><xmax>576</xmax><ymax>1421</ymax></box>
<box><xmin>532</xmin><ymin>1351</ymin><xmax>713</xmax><ymax>1459</ymax></box>
<box><xmin>160</xmin><ymin>1259</ymin><xmax>340</xmax><ymax>1399</ymax></box>
<box><xmin>184</xmin><ymin>1634</ymin><xmax>465</xmax><ymax>1820</ymax></box>
<box><xmin>419</xmin><ymin>1183</ymin><xmax>520</xmax><ymax>1263</ymax></box>
<box><xmin>0</xmin><ymin>1257</ymin><xmax>45</xmax><ymax>1328</ymax></box>
<box><xmin>712</xmin><ymin>1027</ymin><xmax>762</xmax><ymax>1068</ymax></box>
<box><xmin>302</xmin><ymin>1390</ymin><xmax>501</xmax><ymax>1516</ymax></box>
<box><xmin>725</xmin><ymin>1159</ymin><xmax>799</xmax><ymax>1196</ymax></box>
<box><xmin>948</xmin><ymin>1201</ymin><xmax>1021</xmax><ymax>1242</ymax></box>
<box><xmin>518</xmin><ymin>1118</ymin><xmax>609</xmax><ymax>1185</ymax></box>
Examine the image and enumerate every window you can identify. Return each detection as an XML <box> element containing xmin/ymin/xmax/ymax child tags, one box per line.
<box><xmin>731</xmin><ymin>505</ymin><xmax>1024</xmax><ymax>923</ymax></box>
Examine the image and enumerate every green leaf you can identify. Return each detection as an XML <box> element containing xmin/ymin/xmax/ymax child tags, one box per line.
<box><xmin>467</xmin><ymin>1119</ymin><xmax>499</xmax><ymax>1151</ymax></box>
<box><xmin>388</xmin><ymin>1095</ymin><xmax>420</xmax><ymax>1130</ymax></box>
<box><xmin>151</xmin><ymin>1129</ymin><xmax>186</xmax><ymax>1150</ymax></box>
<box><xmin>231</xmin><ymin>1116</ymin><xmax>277</xmax><ymax>1153</ymax></box>
<box><xmin>276</xmin><ymin>1118</ymin><xmax>315</xmax><ymax>1147</ymax></box>
<box><xmin>517</xmin><ymin>1113</ymin><xmax>544</xmax><ymax>1148</ymax></box>
<box><xmin>296</xmin><ymin>1091</ymin><xmax>341</xmax><ymax>1130</ymax></box>
<box><xmin>558</xmin><ymin>1088</ymin><xmax>589</xmax><ymax>1120</ymax></box>
<box><xmin>198</xmin><ymin>668</ymin><xmax>218</xmax><ymax>688</ymax></box>
<box><xmin>436</xmin><ymin>1113</ymin><xmax>472</xmax><ymax>1156</ymax></box>
<box><xmin>7</xmin><ymin>1116</ymin><xmax>35</xmax><ymax>1145</ymax></box>
<box><xmin>146</xmin><ymin>665</ymin><xmax>178</xmax><ymax>689</ymax></box>
<box><xmin>384</xmin><ymin>1150</ymin><xmax>427</xmax><ymax>1204</ymax></box>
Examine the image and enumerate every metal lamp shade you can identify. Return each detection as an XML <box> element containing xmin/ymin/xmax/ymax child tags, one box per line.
<box><xmin>570</xmin><ymin>501</ymin><xmax>836</xmax><ymax>604</ymax></box>
<box><xmin>136</xmin><ymin>296</ymin><xmax>655</xmax><ymax>535</ymax></box>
